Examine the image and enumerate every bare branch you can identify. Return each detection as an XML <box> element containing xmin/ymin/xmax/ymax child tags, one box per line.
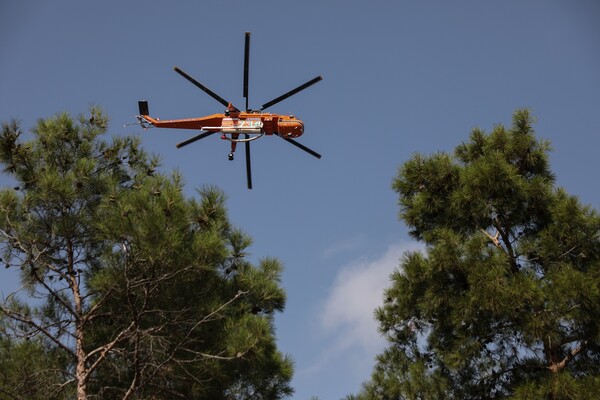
<box><xmin>0</xmin><ymin>304</ymin><xmax>77</xmax><ymax>358</ymax></box>
<box><xmin>0</xmin><ymin>386</ymin><xmax>23</xmax><ymax>400</ymax></box>
<box><xmin>140</xmin><ymin>290</ymin><xmax>249</xmax><ymax>391</ymax></box>
<box><xmin>480</xmin><ymin>228</ymin><xmax>501</xmax><ymax>248</ymax></box>
<box><xmin>548</xmin><ymin>340</ymin><xmax>588</xmax><ymax>373</ymax></box>
<box><xmin>84</xmin><ymin>321</ymin><xmax>137</xmax><ymax>380</ymax></box>
<box><xmin>480</xmin><ymin>216</ymin><xmax>520</xmax><ymax>274</ymax></box>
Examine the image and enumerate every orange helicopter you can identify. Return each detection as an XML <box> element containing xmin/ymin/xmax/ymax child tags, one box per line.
<box><xmin>135</xmin><ymin>32</ymin><xmax>322</xmax><ymax>189</ymax></box>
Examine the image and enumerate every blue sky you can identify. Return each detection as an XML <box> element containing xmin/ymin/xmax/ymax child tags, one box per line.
<box><xmin>1</xmin><ymin>1</ymin><xmax>599</xmax><ymax>399</ymax></box>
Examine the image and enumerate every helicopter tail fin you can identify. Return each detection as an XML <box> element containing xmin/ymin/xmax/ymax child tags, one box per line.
<box><xmin>124</xmin><ymin>100</ymin><xmax>154</xmax><ymax>129</ymax></box>
<box><xmin>138</xmin><ymin>100</ymin><xmax>149</xmax><ymax>116</ymax></box>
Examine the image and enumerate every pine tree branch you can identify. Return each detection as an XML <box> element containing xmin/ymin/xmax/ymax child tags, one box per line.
<box><xmin>480</xmin><ymin>228</ymin><xmax>501</xmax><ymax>248</ymax></box>
<box><xmin>1</xmin><ymin>223</ymin><xmax>84</xmax><ymax>321</ymax></box>
<box><xmin>547</xmin><ymin>340</ymin><xmax>588</xmax><ymax>373</ymax></box>
<box><xmin>139</xmin><ymin>289</ymin><xmax>250</xmax><ymax>393</ymax></box>
<box><xmin>492</xmin><ymin>217</ymin><xmax>519</xmax><ymax>273</ymax></box>
<box><xmin>3</xmin><ymin>283</ymin><xmax>28</xmax><ymax>303</ymax></box>
<box><xmin>121</xmin><ymin>372</ymin><xmax>140</xmax><ymax>400</ymax></box>
<box><xmin>54</xmin><ymin>378</ymin><xmax>77</xmax><ymax>399</ymax></box>
<box><xmin>31</xmin><ymin>264</ymin><xmax>79</xmax><ymax>318</ymax></box>
<box><xmin>0</xmin><ymin>305</ymin><xmax>77</xmax><ymax>359</ymax></box>
<box><xmin>82</xmin><ymin>294</ymin><xmax>114</xmax><ymax>324</ymax></box>
<box><xmin>84</xmin><ymin>321</ymin><xmax>137</xmax><ymax>381</ymax></box>
<box><xmin>0</xmin><ymin>386</ymin><xmax>23</xmax><ymax>400</ymax></box>
<box><xmin>480</xmin><ymin>218</ymin><xmax>520</xmax><ymax>274</ymax></box>
<box><xmin>179</xmin><ymin>338</ymin><xmax>259</xmax><ymax>361</ymax></box>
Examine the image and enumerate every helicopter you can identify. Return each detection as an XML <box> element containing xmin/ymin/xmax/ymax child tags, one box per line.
<box><xmin>134</xmin><ymin>32</ymin><xmax>322</xmax><ymax>189</ymax></box>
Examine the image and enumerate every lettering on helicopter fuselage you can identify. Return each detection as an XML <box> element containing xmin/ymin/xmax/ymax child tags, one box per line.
<box><xmin>222</xmin><ymin>118</ymin><xmax>263</xmax><ymax>133</ymax></box>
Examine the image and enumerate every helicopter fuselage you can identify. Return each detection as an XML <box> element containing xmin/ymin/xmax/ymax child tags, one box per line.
<box><xmin>139</xmin><ymin>111</ymin><xmax>304</xmax><ymax>139</ymax></box>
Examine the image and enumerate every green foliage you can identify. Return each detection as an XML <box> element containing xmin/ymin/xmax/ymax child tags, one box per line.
<box><xmin>357</xmin><ymin>109</ymin><xmax>600</xmax><ymax>399</ymax></box>
<box><xmin>89</xmin><ymin>178</ymin><xmax>292</xmax><ymax>399</ymax></box>
<box><xmin>0</xmin><ymin>313</ymin><xmax>73</xmax><ymax>399</ymax></box>
<box><xmin>0</xmin><ymin>109</ymin><xmax>293</xmax><ymax>399</ymax></box>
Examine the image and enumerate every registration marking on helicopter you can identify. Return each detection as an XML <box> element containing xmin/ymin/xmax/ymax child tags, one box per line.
<box><xmin>219</xmin><ymin>118</ymin><xmax>263</xmax><ymax>133</ymax></box>
<box><xmin>223</xmin><ymin>118</ymin><xmax>263</xmax><ymax>128</ymax></box>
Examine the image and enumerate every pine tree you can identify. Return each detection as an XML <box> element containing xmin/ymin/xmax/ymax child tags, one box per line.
<box><xmin>0</xmin><ymin>109</ymin><xmax>293</xmax><ymax>399</ymax></box>
<box><xmin>358</xmin><ymin>109</ymin><xmax>600</xmax><ymax>399</ymax></box>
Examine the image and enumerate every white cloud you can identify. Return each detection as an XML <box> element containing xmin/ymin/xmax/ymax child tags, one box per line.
<box><xmin>321</xmin><ymin>233</ymin><xmax>368</xmax><ymax>259</ymax></box>
<box><xmin>306</xmin><ymin>241</ymin><xmax>424</xmax><ymax>380</ymax></box>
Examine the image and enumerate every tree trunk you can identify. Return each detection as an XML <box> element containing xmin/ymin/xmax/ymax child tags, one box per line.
<box><xmin>75</xmin><ymin>319</ymin><xmax>88</xmax><ymax>400</ymax></box>
<box><xmin>69</xmin><ymin>241</ymin><xmax>88</xmax><ymax>400</ymax></box>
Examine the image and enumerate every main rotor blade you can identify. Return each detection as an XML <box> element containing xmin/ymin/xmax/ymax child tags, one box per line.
<box><xmin>279</xmin><ymin>136</ymin><xmax>322</xmax><ymax>159</ymax></box>
<box><xmin>173</xmin><ymin>66</ymin><xmax>231</xmax><ymax>109</ymax></box>
<box><xmin>245</xmin><ymin>134</ymin><xmax>253</xmax><ymax>189</ymax></box>
<box><xmin>261</xmin><ymin>76</ymin><xmax>323</xmax><ymax>111</ymax></box>
<box><xmin>243</xmin><ymin>32</ymin><xmax>250</xmax><ymax>111</ymax></box>
<box><xmin>175</xmin><ymin>131</ymin><xmax>216</xmax><ymax>149</ymax></box>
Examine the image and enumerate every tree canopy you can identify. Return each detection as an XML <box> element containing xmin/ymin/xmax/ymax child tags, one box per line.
<box><xmin>357</xmin><ymin>109</ymin><xmax>600</xmax><ymax>399</ymax></box>
<box><xmin>0</xmin><ymin>109</ymin><xmax>293</xmax><ymax>399</ymax></box>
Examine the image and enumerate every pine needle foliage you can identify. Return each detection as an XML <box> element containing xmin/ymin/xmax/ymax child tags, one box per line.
<box><xmin>0</xmin><ymin>108</ymin><xmax>293</xmax><ymax>400</ymax></box>
<box><xmin>358</xmin><ymin>109</ymin><xmax>600</xmax><ymax>400</ymax></box>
